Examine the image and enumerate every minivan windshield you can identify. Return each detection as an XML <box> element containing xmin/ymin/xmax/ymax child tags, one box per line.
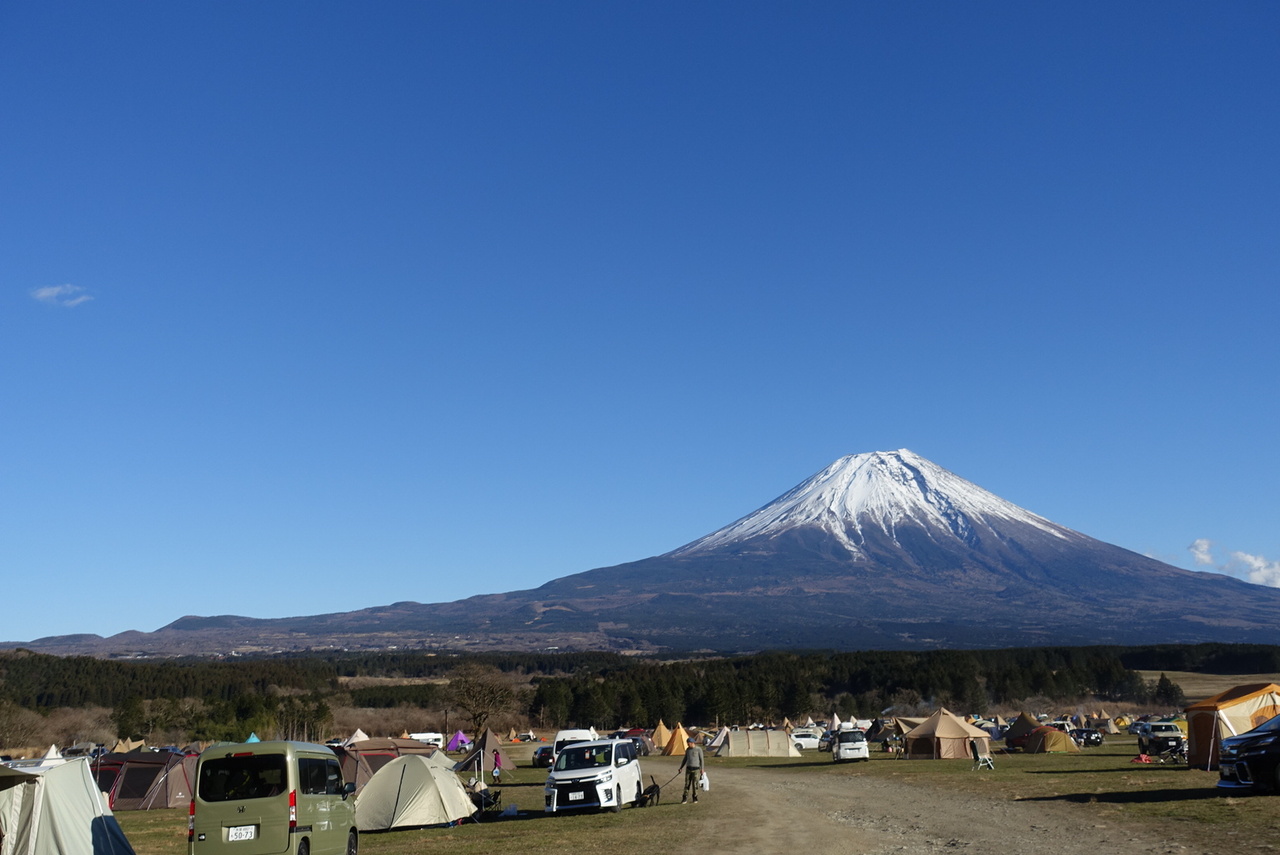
<box><xmin>199</xmin><ymin>753</ymin><xmax>288</xmax><ymax>801</ymax></box>
<box><xmin>836</xmin><ymin>731</ymin><xmax>866</xmax><ymax>744</ymax></box>
<box><xmin>554</xmin><ymin>744</ymin><xmax>613</xmax><ymax>771</ymax></box>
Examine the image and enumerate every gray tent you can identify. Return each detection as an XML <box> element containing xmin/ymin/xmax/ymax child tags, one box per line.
<box><xmin>0</xmin><ymin>758</ymin><xmax>134</xmax><ymax>855</ymax></box>
<box><xmin>354</xmin><ymin>755</ymin><xmax>476</xmax><ymax>831</ymax></box>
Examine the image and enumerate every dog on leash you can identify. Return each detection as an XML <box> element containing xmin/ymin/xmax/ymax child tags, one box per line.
<box><xmin>637</xmin><ymin>775</ymin><xmax>662</xmax><ymax>807</ymax></box>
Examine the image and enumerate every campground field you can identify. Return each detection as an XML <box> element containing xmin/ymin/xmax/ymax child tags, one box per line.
<box><xmin>118</xmin><ymin>736</ymin><xmax>1275</xmax><ymax>855</ymax></box>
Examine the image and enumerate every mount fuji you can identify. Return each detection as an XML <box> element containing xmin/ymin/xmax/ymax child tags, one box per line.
<box><xmin>16</xmin><ymin>449</ymin><xmax>1280</xmax><ymax>655</ymax></box>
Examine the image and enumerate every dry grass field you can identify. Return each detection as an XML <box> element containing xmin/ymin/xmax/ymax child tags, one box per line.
<box><xmin>116</xmin><ymin>735</ymin><xmax>1280</xmax><ymax>855</ymax></box>
<box><xmin>1137</xmin><ymin>670</ymin><xmax>1280</xmax><ymax>703</ymax></box>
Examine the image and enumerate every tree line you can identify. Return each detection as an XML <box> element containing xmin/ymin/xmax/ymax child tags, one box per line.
<box><xmin>0</xmin><ymin>642</ymin><xmax>1256</xmax><ymax>744</ymax></box>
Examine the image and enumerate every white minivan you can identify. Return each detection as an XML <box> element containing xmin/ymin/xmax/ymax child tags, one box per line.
<box><xmin>544</xmin><ymin>739</ymin><xmax>644</xmax><ymax>813</ymax></box>
<box><xmin>831</xmin><ymin>728</ymin><xmax>870</xmax><ymax>762</ymax></box>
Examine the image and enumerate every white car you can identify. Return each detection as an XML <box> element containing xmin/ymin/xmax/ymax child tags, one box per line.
<box><xmin>791</xmin><ymin>728</ymin><xmax>823</xmax><ymax>751</ymax></box>
<box><xmin>831</xmin><ymin>728</ymin><xmax>870</xmax><ymax>762</ymax></box>
<box><xmin>544</xmin><ymin>739</ymin><xmax>644</xmax><ymax>813</ymax></box>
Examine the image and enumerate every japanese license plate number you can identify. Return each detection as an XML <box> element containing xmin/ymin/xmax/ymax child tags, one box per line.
<box><xmin>228</xmin><ymin>826</ymin><xmax>256</xmax><ymax>841</ymax></box>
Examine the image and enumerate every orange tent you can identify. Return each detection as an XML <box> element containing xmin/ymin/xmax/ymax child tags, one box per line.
<box><xmin>1186</xmin><ymin>683</ymin><xmax>1280</xmax><ymax>769</ymax></box>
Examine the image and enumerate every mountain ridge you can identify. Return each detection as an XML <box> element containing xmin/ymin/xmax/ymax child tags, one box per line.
<box><xmin>9</xmin><ymin>450</ymin><xmax>1280</xmax><ymax>657</ymax></box>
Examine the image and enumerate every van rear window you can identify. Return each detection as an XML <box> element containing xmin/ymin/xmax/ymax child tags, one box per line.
<box><xmin>199</xmin><ymin>754</ymin><xmax>288</xmax><ymax>801</ymax></box>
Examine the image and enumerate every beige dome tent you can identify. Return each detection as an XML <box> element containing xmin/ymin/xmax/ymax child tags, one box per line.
<box><xmin>1024</xmin><ymin>726</ymin><xmax>1080</xmax><ymax>754</ymax></box>
<box><xmin>902</xmin><ymin>708</ymin><xmax>991</xmax><ymax>760</ymax></box>
<box><xmin>1186</xmin><ymin>683</ymin><xmax>1280</xmax><ymax>769</ymax></box>
<box><xmin>354</xmin><ymin>755</ymin><xmax>476</xmax><ymax>831</ymax></box>
<box><xmin>0</xmin><ymin>758</ymin><xmax>135</xmax><ymax>855</ymax></box>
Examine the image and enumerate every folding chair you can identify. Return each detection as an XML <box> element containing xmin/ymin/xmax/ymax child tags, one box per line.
<box><xmin>970</xmin><ymin>739</ymin><xmax>994</xmax><ymax>771</ymax></box>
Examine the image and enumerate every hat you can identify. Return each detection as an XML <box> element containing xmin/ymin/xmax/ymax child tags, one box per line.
<box><xmin>686</xmin><ymin>736</ymin><xmax>696</xmax><ymax>743</ymax></box>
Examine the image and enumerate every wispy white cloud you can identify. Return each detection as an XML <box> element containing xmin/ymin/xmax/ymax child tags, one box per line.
<box><xmin>31</xmin><ymin>284</ymin><xmax>93</xmax><ymax>307</ymax></box>
<box><xmin>1190</xmin><ymin>539</ymin><xmax>1280</xmax><ymax>588</ymax></box>
<box><xmin>1189</xmin><ymin>538</ymin><xmax>1215</xmax><ymax>566</ymax></box>
<box><xmin>1231</xmin><ymin>551</ymin><xmax>1280</xmax><ymax>588</ymax></box>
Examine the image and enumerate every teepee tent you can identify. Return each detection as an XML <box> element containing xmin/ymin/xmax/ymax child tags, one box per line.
<box><xmin>902</xmin><ymin>708</ymin><xmax>990</xmax><ymax>759</ymax></box>
<box><xmin>1186</xmin><ymin>683</ymin><xmax>1280</xmax><ymax>769</ymax></box>
<box><xmin>354</xmin><ymin>756</ymin><xmax>476</xmax><ymax>831</ymax></box>
<box><xmin>445</xmin><ymin>731</ymin><xmax>472</xmax><ymax>752</ymax></box>
<box><xmin>453</xmin><ymin>730</ymin><xmax>514</xmax><ymax>779</ymax></box>
<box><xmin>1002</xmin><ymin>711</ymin><xmax>1039</xmax><ymax>745</ymax></box>
<box><xmin>662</xmin><ymin>724</ymin><xmax>692</xmax><ymax>756</ymax></box>
<box><xmin>0</xmin><ymin>758</ymin><xmax>135</xmax><ymax>855</ymax></box>
<box><xmin>651</xmin><ymin>721</ymin><xmax>672</xmax><ymax>750</ymax></box>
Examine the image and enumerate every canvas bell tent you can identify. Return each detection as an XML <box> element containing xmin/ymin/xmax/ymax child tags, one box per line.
<box><xmin>0</xmin><ymin>759</ymin><xmax>135</xmax><ymax>855</ymax></box>
<box><xmin>902</xmin><ymin>709</ymin><xmax>991</xmax><ymax>759</ymax></box>
<box><xmin>1186</xmin><ymin>683</ymin><xmax>1280</xmax><ymax>769</ymax></box>
<box><xmin>353</xmin><ymin>756</ymin><xmax>476</xmax><ymax>831</ymax></box>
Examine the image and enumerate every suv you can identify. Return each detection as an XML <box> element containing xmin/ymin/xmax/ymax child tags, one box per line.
<box><xmin>1137</xmin><ymin>722</ymin><xmax>1185</xmax><ymax>756</ymax></box>
<box><xmin>544</xmin><ymin>739</ymin><xmax>644</xmax><ymax>813</ymax></box>
<box><xmin>1218</xmin><ymin>714</ymin><xmax>1280</xmax><ymax>791</ymax></box>
<box><xmin>189</xmin><ymin>741</ymin><xmax>356</xmax><ymax>855</ymax></box>
<box><xmin>791</xmin><ymin>728</ymin><xmax>822</xmax><ymax>751</ymax></box>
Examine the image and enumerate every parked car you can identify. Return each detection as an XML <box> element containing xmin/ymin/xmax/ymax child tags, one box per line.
<box><xmin>1070</xmin><ymin>728</ymin><xmax>1104</xmax><ymax>747</ymax></box>
<box><xmin>831</xmin><ymin>728</ymin><xmax>870</xmax><ymax>763</ymax></box>
<box><xmin>791</xmin><ymin>728</ymin><xmax>822</xmax><ymax>751</ymax></box>
<box><xmin>532</xmin><ymin>745</ymin><xmax>555</xmax><ymax>767</ymax></box>
<box><xmin>544</xmin><ymin>739</ymin><xmax>644</xmax><ymax>813</ymax></box>
<box><xmin>1218</xmin><ymin>714</ymin><xmax>1280</xmax><ymax>791</ymax></box>
<box><xmin>1137</xmin><ymin>722</ymin><xmax>1185</xmax><ymax>756</ymax></box>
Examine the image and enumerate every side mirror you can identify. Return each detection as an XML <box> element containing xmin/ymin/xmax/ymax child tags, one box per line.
<box><xmin>342</xmin><ymin>782</ymin><xmax>356</xmax><ymax>798</ymax></box>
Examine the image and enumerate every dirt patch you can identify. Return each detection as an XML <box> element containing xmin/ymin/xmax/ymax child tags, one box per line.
<box><xmin>647</xmin><ymin>757</ymin><xmax>1217</xmax><ymax>855</ymax></box>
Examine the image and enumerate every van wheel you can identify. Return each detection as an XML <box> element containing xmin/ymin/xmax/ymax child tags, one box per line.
<box><xmin>297</xmin><ymin>842</ymin><xmax>309</xmax><ymax>855</ymax></box>
<box><xmin>347</xmin><ymin>831</ymin><xmax>358</xmax><ymax>855</ymax></box>
<box><xmin>609</xmin><ymin>785</ymin><xmax>622</xmax><ymax>813</ymax></box>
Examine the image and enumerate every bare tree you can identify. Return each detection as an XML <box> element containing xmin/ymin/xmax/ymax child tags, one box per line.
<box><xmin>446</xmin><ymin>664</ymin><xmax>516</xmax><ymax>733</ymax></box>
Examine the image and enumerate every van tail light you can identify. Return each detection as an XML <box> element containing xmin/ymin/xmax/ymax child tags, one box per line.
<box><xmin>188</xmin><ymin>799</ymin><xmax>195</xmax><ymax>842</ymax></box>
<box><xmin>289</xmin><ymin>790</ymin><xmax>297</xmax><ymax>830</ymax></box>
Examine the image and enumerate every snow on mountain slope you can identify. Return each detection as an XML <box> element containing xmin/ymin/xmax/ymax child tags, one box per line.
<box><xmin>671</xmin><ymin>449</ymin><xmax>1073</xmax><ymax>556</ymax></box>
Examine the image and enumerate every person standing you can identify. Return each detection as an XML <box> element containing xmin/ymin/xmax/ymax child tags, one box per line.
<box><xmin>492</xmin><ymin>749</ymin><xmax>503</xmax><ymax>784</ymax></box>
<box><xmin>678</xmin><ymin>736</ymin><xmax>705</xmax><ymax>804</ymax></box>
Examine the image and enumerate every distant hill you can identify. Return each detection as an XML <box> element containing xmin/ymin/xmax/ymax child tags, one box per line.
<box><xmin>11</xmin><ymin>449</ymin><xmax>1280</xmax><ymax>657</ymax></box>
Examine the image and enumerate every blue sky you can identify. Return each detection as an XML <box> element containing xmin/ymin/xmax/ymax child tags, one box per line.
<box><xmin>3</xmin><ymin>1</ymin><xmax>1278</xmax><ymax>643</ymax></box>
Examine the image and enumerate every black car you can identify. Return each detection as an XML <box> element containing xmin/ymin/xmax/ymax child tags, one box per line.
<box><xmin>532</xmin><ymin>745</ymin><xmax>555</xmax><ymax>768</ymax></box>
<box><xmin>1070</xmin><ymin>728</ymin><xmax>1104</xmax><ymax>747</ymax></box>
<box><xmin>1218</xmin><ymin>714</ymin><xmax>1280</xmax><ymax>791</ymax></box>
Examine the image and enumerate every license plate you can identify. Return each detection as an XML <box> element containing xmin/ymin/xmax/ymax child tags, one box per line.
<box><xmin>568</xmin><ymin>792</ymin><xmax>584</xmax><ymax>801</ymax></box>
<box><xmin>228</xmin><ymin>826</ymin><xmax>256</xmax><ymax>841</ymax></box>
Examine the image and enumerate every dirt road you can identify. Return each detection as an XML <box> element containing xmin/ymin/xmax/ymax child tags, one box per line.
<box><xmin>644</xmin><ymin>758</ymin><xmax>1211</xmax><ymax>855</ymax></box>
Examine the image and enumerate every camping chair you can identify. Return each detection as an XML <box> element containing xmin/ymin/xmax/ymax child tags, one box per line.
<box><xmin>970</xmin><ymin>740</ymin><xmax>994</xmax><ymax>771</ymax></box>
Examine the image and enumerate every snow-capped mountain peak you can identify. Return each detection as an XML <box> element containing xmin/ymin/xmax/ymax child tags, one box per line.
<box><xmin>670</xmin><ymin>449</ymin><xmax>1070</xmax><ymax>556</ymax></box>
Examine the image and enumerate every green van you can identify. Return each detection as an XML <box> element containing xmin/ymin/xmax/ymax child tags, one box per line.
<box><xmin>189</xmin><ymin>741</ymin><xmax>357</xmax><ymax>855</ymax></box>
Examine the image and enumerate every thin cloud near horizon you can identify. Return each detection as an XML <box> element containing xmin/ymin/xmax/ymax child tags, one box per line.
<box><xmin>31</xmin><ymin>284</ymin><xmax>93</xmax><ymax>307</ymax></box>
<box><xmin>1188</xmin><ymin>538</ymin><xmax>1280</xmax><ymax>588</ymax></box>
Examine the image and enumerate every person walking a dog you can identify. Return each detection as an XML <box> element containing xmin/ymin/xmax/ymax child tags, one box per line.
<box><xmin>678</xmin><ymin>736</ymin><xmax>705</xmax><ymax>804</ymax></box>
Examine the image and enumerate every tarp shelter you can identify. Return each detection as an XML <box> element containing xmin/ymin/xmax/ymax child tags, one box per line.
<box><xmin>902</xmin><ymin>709</ymin><xmax>991</xmax><ymax>760</ymax></box>
<box><xmin>108</xmin><ymin>739</ymin><xmax>144</xmax><ymax>755</ymax></box>
<box><xmin>93</xmin><ymin>751</ymin><xmax>196</xmax><ymax>810</ymax></box>
<box><xmin>336</xmin><ymin>738</ymin><xmax>440</xmax><ymax>795</ymax></box>
<box><xmin>890</xmin><ymin>717</ymin><xmax>926</xmax><ymax>736</ymax></box>
<box><xmin>0</xmin><ymin>758</ymin><xmax>135</xmax><ymax>855</ymax></box>
<box><xmin>707</xmin><ymin>727</ymin><xmax>730</xmax><ymax>750</ymax></box>
<box><xmin>1024</xmin><ymin>726</ymin><xmax>1080</xmax><ymax>754</ymax></box>
<box><xmin>713</xmin><ymin>730</ymin><xmax>800</xmax><ymax>758</ymax></box>
<box><xmin>445</xmin><ymin>731</ymin><xmax>471</xmax><ymax>752</ymax></box>
<box><xmin>662</xmin><ymin>724</ymin><xmax>692</xmax><ymax>756</ymax></box>
<box><xmin>353</xmin><ymin>756</ymin><xmax>475</xmax><ymax>831</ymax></box>
<box><xmin>1186</xmin><ymin>683</ymin><xmax>1280</xmax><ymax>769</ymax></box>
<box><xmin>452</xmin><ymin>730</ymin><xmax>514</xmax><ymax>780</ymax></box>
<box><xmin>651</xmin><ymin>721</ymin><xmax>671</xmax><ymax>750</ymax></box>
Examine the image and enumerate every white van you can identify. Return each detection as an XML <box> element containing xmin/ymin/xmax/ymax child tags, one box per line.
<box><xmin>408</xmin><ymin>732</ymin><xmax>444</xmax><ymax>748</ymax></box>
<box><xmin>551</xmin><ymin>728</ymin><xmax>597</xmax><ymax>761</ymax></box>
<box><xmin>544</xmin><ymin>739</ymin><xmax>643</xmax><ymax>813</ymax></box>
<box><xmin>831</xmin><ymin>728</ymin><xmax>870</xmax><ymax>762</ymax></box>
